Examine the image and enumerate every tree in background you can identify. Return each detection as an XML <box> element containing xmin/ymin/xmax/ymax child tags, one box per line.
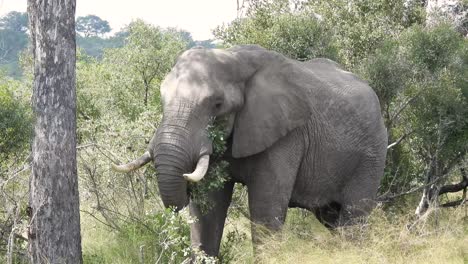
<box><xmin>425</xmin><ymin>0</ymin><xmax>468</xmax><ymax>36</ymax></box>
<box><xmin>0</xmin><ymin>11</ymin><xmax>28</xmax><ymax>33</ymax></box>
<box><xmin>0</xmin><ymin>74</ymin><xmax>32</xmax><ymax>264</ymax></box>
<box><xmin>0</xmin><ymin>77</ymin><xmax>31</xmax><ymax>165</ymax></box>
<box><xmin>214</xmin><ymin>0</ymin><xmax>337</xmax><ymax>60</ymax></box>
<box><xmin>305</xmin><ymin>0</ymin><xmax>425</xmax><ymax>67</ymax></box>
<box><xmin>103</xmin><ymin>20</ymin><xmax>188</xmax><ymax>117</ymax></box>
<box><xmin>28</xmin><ymin>0</ymin><xmax>82</xmax><ymax>262</ymax></box>
<box><xmin>0</xmin><ymin>11</ymin><xmax>28</xmax><ymax>78</ymax></box>
<box><xmin>74</xmin><ymin>20</ymin><xmax>188</xmax><ymax>223</ymax></box>
<box><xmin>398</xmin><ymin>24</ymin><xmax>468</xmax><ymax>214</ymax></box>
<box><xmin>76</xmin><ymin>15</ymin><xmax>111</xmax><ymax>37</ymax></box>
<box><xmin>76</xmin><ymin>30</ymin><xmax>127</xmax><ymax>59</ymax></box>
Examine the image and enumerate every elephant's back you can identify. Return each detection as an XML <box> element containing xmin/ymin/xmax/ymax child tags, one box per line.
<box><xmin>302</xmin><ymin>58</ymin><xmax>385</xmax><ymax>143</ymax></box>
<box><xmin>303</xmin><ymin>58</ymin><xmax>380</xmax><ymax>113</ymax></box>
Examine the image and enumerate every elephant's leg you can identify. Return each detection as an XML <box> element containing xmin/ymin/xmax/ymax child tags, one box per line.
<box><xmin>314</xmin><ymin>201</ymin><xmax>342</xmax><ymax>228</ymax></box>
<box><xmin>189</xmin><ymin>181</ymin><xmax>234</xmax><ymax>256</ymax></box>
<box><xmin>339</xmin><ymin>160</ymin><xmax>382</xmax><ymax>226</ymax></box>
<box><xmin>246</xmin><ymin>132</ymin><xmax>304</xmax><ymax>246</ymax></box>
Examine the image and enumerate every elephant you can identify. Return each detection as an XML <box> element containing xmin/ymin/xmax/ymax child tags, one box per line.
<box><xmin>113</xmin><ymin>45</ymin><xmax>387</xmax><ymax>257</ymax></box>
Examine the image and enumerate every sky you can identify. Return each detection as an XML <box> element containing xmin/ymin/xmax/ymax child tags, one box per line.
<box><xmin>0</xmin><ymin>0</ymin><xmax>239</xmax><ymax>40</ymax></box>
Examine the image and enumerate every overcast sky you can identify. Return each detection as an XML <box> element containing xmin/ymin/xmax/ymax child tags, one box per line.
<box><xmin>0</xmin><ymin>0</ymin><xmax>239</xmax><ymax>40</ymax></box>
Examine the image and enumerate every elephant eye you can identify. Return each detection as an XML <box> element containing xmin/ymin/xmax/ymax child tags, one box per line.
<box><xmin>212</xmin><ymin>96</ymin><xmax>224</xmax><ymax>112</ymax></box>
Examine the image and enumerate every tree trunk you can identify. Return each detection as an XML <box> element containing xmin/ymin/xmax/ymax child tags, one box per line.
<box><xmin>28</xmin><ymin>0</ymin><xmax>82</xmax><ymax>263</ymax></box>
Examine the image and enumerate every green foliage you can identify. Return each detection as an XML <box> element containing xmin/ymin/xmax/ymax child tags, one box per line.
<box><xmin>214</xmin><ymin>0</ymin><xmax>337</xmax><ymax>60</ymax></box>
<box><xmin>0</xmin><ymin>73</ymin><xmax>31</xmax><ymax>263</ymax></box>
<box><xmin>189</xmin><ymin>118</ymin><xmax>231</xmax><ymax>213</ymax></box>
<box><xmin>0</xmin><ymin>11</ymin><xmax>28</xmax><ymax>33</ymax></box>
<box><xmin>357</xmin><ymin>40</ymin><xmax>410</xmax><ymax>114</ymax></box>
<box><xmin>306</xmin><ymin>0</ymin><xmax>425</xmax><ymax>66</ymax></box>
<box><xmin>358</xmin><ymin>22</ymin><xmax>468</xmax><ymax>193</ymax></box>
<box><xmin>0</xmin><ymin>76</ymin><xmax>32</xmax><ymax>165</ymax></box>
<box><xmin>117</xmin><ymin>209</ymin><xmax>192</xmax><ymax>263</ymax></box>
<box><xmin>101</xmin><ymin>20</ymin><xmax>188</xmax><ymax>119</ymax></box>
<box><xmin>401</xmin><ymin>24</ymin><xmax>466</xmax><ymax>74</ymax></box>
<box><xmin>399</xmin><ymin>24</ymin><xmax>467</xmax><ymax>170</ymax></box>
<box><xmin>82</xmin><ymin>208</ymin><xmax>242</xmax><ymax>263</ymax></box>
<box><xmin>77</xmin><ymin>33</ymin><xmax>127</xmax><ymax>59</ymax></box>
<box><xmin>76</xmin><ymin>15</ymin><xmax>112</xmax><ymax>37</ymax></box>
<box><xmin>219</xmin><ymin>230</ymin><xmax>248</xmax><ymax>263</ymax></box>
<box><xmin>0</xmin><ymin>11</ymin><xmax>29</xmax><ymax>78</ymax></box>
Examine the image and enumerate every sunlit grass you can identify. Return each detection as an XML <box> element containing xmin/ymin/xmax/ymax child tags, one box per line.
<box><xmin>245</xmin><ymin>206</ymin><xmax>468</xmax><ymax>264</ymax></box>
<box><xmin>81</xmin><ymin>211</ymin><xmax>127</xmax><ymax>264</ymax></box>
<box><xmin>81</xmin><ymin>202</ymin><xmax>467</xmax><ymax>264</ymax></box>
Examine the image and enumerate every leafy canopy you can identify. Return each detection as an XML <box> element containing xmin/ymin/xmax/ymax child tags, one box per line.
<box><xmin>76</xmin><ymin>15</ymin><xmax>112</xmax><ymax>37</ymax></box>
<box><xmin>214</xmin><ymin>0</ymin><xmax>337</xmax><ymax>61</ymax></box>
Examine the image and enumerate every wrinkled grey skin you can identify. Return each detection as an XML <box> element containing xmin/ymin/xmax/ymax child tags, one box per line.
<box><xmin>125</xmin><ymin>45</ymin><xmax>387</xmax><ymax>256</ymax></box>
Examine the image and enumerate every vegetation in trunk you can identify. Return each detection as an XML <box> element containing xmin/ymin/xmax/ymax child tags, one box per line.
<box><xmin>189</xmin><ymin>117</ymin><xmax>231</xmax><ymax>213</ymax></box>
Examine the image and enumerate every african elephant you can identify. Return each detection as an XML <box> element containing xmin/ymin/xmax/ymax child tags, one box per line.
<box><xmin>113</xmin><ymin>45</ymin><xmax>387</xmax><ymax>257</ymax></box>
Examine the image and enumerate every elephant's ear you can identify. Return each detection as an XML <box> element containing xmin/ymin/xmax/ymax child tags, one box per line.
<box><xmin>232</xmin><ymin>60</ymin><xmax>312</xmax><ymax>158</ymax></box>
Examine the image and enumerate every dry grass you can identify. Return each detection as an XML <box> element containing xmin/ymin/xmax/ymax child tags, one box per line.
<box><xmin>231</xmin><ymin>206</ymin><xmax>468</xmax><ymax>264</ymax></box>
<box><xmin>81</xmin><ymin>202</ymin><xmax>468</xmax><ymax>263</ymax></box>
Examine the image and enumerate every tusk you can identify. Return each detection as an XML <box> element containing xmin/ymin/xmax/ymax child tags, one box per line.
<box><xmin>112</xmin><ymin>151</ymin><xmax>152</xmax><ymax>173</ymax></box>
<box><xmin>183</xmin><ymin>155</ymin><xmax>209</xmax><ymax>182</ymax></box>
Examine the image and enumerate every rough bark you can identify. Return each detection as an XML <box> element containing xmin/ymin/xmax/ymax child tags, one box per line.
<box><xmin>28</xmin><ymin>0</ymin><xmax>82</xmax><ymax>263</ymax></box>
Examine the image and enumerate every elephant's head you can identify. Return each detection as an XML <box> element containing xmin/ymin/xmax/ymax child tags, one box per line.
<box><xmin>113</xmin><ymin>45</ymin><xmax>312</xmax><ymax>210</ymax></box>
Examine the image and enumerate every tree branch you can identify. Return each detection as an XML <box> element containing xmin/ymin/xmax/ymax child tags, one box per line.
<box><xmin>438</xmin><ymin>176</ymin><xmax>468</xmax><ymax>196</ymax></box>
<box><xmin>387</xmin><ymin>131</ymin><xmax>413</xmax><ymax>149</ymax></box>
<box><xmin>440</xmin><ymin>199</ymin><xmax>467</xmax><ymax>207</ymax></box>
<box><xmin>389</xmin><ymin>91</ymin><xmax>423</xmax><ymax>125</ymax></box>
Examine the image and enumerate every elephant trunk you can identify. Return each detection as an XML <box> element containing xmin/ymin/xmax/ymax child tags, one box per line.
<box><xmin>152</xmin><ymin>104</ymin><xmax>210</xmax><ymax>211</ymax></box>
<box><xmin>153</xmin><ymin>124</ymin><xmax>192</xmax><ymax>210</ymax></box>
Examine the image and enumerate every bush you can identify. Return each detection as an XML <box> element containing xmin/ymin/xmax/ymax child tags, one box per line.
<box><xmin>0</xmin><ymin>76</ymin><xmax>31</xmax><ymax>165</ymax></box>
<box><xmin>116</xmin><ymin>209</ymin><xmax>192</xmax><ymax>263</ymax></box>
<box><xmin>214</xmin><ymin>0</ymin><xmax>337</xmax><ymax>61</ymax></box>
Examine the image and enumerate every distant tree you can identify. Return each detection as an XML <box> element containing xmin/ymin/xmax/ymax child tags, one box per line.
<box><xmin>214</xmin><ymin>0</ymin><xmax>337</xmax><ymax>61</ymax></box>
<box><xmin>164</xmin><ymin>28</ymin><xmax>216</xmax><ymax>49</ymax></box>
<box><xmin>76</xmin><ymin>29</ymin><xmax>127</xmax><ymax>58</ymax></box>
<box><xmin>104</xmin><ymin>20</ymin><xmax>187</xmax><ymax>116</ymax></box>
<box><xmin>194</xmin><ymin>39</ymin><xmax>216</xmax><ymax>48</ymax></box>
<box><xmin>76</xmin><ymin>15</ymin><xmax>111</xmax><ymax>37</ymax></box>
<box><xmin>0</xmin><ymin>29</ymin><xmax>27</xmax><ymax>63</ymax></box>
<box><xmin>305</xmin><ymin>0</ymin><xmax>425</xmax><ymax>66</ymax></box>
<box><xmin>170</xmin><ymin>29</ymin><xmax>196</xmax><ymax>47</ymax></box>
<box><xmin>0</xmin><ymin>12</ymin><xmax>28</xmax><ymax>77</ymax></box>
<box><xmin>0</xmin><ymin>11</ymin><xmax>28</xmax><ymax>33</ymax></box>
<box><xmin>28</xmin><ymin>0</ymin><xmax>82</xmax><ymax>263</ymax></box>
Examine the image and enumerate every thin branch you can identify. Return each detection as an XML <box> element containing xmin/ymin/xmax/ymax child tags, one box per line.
<box><xmin>387</xmin><ymin>131</ymin><xmax>413</xmax><ymax>149</ymax></box>
<box><xmin>80</xmin><ymin>209</ymin><xmax>116</xmax><ymax>230</ymax></box>
<box><xmin>77</xmin><ymin>142</ymin><xmax>124</xmax><ymax>163</ymax></box>
<box><xmin>440</xmin><ymin>199</ymin><xmax>467</xmax><ymax>207</ymax></box>
<box><xmin>377</xmin><ymin>165</ymin><xmax>452</xmax><ymax>202</ymax></box>
<box><xmin>389</xmin><ymin>90</ymin><xmax>423</xmax><ymax>124</ymax></box>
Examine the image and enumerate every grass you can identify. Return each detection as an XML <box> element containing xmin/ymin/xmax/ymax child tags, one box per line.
<box><xmin>81</xmin><ymin>202</ymin><xmax>468</xmax><ymax>264</ymax></box>
<box><xmin>249</xmin><ymin>206</ymin><xmax>468</xmax><ymax>264</ymax></box>
<box><xmin>81</xmin><ymin>214</ymin><xmax>124</xmax><ymax>264</ymax></box>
